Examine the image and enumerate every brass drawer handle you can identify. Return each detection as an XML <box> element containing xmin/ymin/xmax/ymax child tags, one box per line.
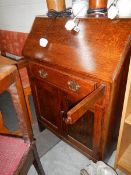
<box><xmin>67</xmin><ymin>80</ymin><xmax>80</xmax><ymax>92</ymax></box>
<box><xmin>38</xmin><ymin>70</ymin><xmax>48</xmax><ymax>79</ymax></box>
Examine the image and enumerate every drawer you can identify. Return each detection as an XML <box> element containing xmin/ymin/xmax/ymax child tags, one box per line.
<box><xmin>29</xmin><ymin>62</ymin><xmax>97</xmax><ymax>97</ymax></box>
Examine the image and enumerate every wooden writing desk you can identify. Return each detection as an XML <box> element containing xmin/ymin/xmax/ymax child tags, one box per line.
<box><xmin>23</xmin><ymin>17</ymin><xmax>131</xmax><ymax>161</ymax></box>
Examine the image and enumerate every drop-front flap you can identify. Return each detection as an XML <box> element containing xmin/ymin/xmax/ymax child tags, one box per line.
<box><xmin>23</xmin><ymin>17</ymin><xmax>131</xmax><ymax>82</ymax></box>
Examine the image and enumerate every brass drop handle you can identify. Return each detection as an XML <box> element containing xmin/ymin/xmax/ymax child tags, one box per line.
<box><xmin>67</xmin><ymin>80</ymin><xmax>80</xmax><ymax>92</ymax></box>
<box><xmin>38</xmin><ymin>70</ymin><xmax>48</xmax><ymax>79</ymax></box>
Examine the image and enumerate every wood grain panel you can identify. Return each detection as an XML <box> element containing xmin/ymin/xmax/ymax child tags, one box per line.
<box><xmin>23</xmin><ymin>17</ymin><xmax>131</xmax><ymax>82</ymax></box>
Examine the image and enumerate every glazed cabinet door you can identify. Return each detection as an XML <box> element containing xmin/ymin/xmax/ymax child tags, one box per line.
<box><xmin>31</xmin><ymin>77</ymin><xmax>61</xmax><ymax>133</ymax></box>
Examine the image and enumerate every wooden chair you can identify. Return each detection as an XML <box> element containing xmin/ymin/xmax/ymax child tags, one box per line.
<box><xmin>0</xmin><ymin>64</ymin><xmax>45</xmax><ymax>175</ymax></box>
<box><xmin>0</xmin><ymin>55</ymin><xmax>33</xmax><ymax>126</ymax></box>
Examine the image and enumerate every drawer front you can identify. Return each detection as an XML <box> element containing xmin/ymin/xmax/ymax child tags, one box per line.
<box><xmin>29</xmin><ymin>62</ymin><xmax>97</xmax><ymax>98</ymax></box>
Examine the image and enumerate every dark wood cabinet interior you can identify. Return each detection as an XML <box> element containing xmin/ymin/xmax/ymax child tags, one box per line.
<box><xmin>23</xmin><ymin>17</ymin><xmax>131</xmax><ymax>161</ymax></box>
<box><xmin>67</xmin><ymin>110</ymin><xmax>94</xmax><ymax>150</ymax></box>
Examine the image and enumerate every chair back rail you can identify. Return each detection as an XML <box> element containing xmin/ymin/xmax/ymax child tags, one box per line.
<box><xmin>0</xmin><ymin>65</ymin><xmax>33</xmax><ymax>143</ymax></box>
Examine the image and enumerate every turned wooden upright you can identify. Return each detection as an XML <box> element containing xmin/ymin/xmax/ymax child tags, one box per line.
<box><xmin>89</xmin><ymin>0</ymin><xmax>107</xmax><ymax>10</ymax></box>
<box><xmin>88</xmin><ymin>0</ymin><xmax>108</xmax><ymax>16</ymax></box>
<box><xmin>46</xmin><ymin>0</ymin><xmax>65</xmax><ymax>11</ymax></box>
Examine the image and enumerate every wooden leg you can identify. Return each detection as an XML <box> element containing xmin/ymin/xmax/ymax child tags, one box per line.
<box><xmin>0</xmin><ymin>111</ymin><xmax>9</xmax><ymax>133</ymax></box>
<box><xmin>7</xmin><ymin>70</ymin><xmax>33</xmax><ymax>142</ymax></box>
<box><xmin>33</xmin><ymin>144</ymin><xmax>45</xmax><ymax>175</ymax></box>
<box><xmin>37</xmin><ymin>119</ymin><xmax>45</xmax><ymax>132</ymax></box>
<box><xmin>24</xmin><ymin>87</ymin><xmax>33</xmax><ymax>124</ymax></box>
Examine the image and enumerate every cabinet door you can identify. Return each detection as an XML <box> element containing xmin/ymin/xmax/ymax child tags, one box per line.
<box><xmin>31</xmin><ymin>77</ymin><xmax>61</xmax><ymax>133</ymax></box>
<box><xmin>62</xmin><ymin>94</ymin><xmax>94</xmax><ymax>150</ymax></box>
<box><xmin>61</xmin><ymin>84</ymin><xmax>105</xmax><ymax>158</ymax></box>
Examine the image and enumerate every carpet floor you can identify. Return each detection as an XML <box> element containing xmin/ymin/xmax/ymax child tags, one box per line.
<box><xmin>28</xmin><ymin>141</ymin><xmax>91</xmax><ymax>175</ymax></box>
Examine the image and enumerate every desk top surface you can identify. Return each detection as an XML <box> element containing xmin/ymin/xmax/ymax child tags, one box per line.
<box><xmin>23</xmin><ymin>17</ymin><xmax>131</xmax><ymax>83</ymax></box>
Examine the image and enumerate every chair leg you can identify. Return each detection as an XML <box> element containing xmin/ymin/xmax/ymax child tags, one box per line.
<box><xmin>24</xmin><ymin>87</ymin><xmax>33</xmax><ymax>124</ymax></box>
<box><xmin>0</xmin><ymin>111</ymin><xmax>9</xmax><ymax>133</ymax></box>
<box><xmin>33</xmin><ymin>145</ymin><xmax>45</xmax><ymax>175</ymax></box>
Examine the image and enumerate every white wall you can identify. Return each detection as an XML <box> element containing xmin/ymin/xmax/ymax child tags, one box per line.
<box><xmin>0</xmin><ymin>0</ymin><xmax>72</xmax><ymax>32</ymax></box>
<box><xmin>0</xmin><ymin>0</ymin><xmax>131</xmax><ymax>33</ymax></box>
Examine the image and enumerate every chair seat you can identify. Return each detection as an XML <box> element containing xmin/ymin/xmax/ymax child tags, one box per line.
<box><xmin>0</xmin><ymin>135</ymin><xmax>30</xmax><ymax>175</ymax></box>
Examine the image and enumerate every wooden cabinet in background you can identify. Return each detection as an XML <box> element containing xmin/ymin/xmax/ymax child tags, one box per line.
<box><xmin>23</xmin><ymin>17</ymin><xmax>131</xmax><ymax>161</ymax></box>
<box><xmin>115</xmin><ymin>59</ymin><xmax>131</xmax><ymax>175</ymax></box>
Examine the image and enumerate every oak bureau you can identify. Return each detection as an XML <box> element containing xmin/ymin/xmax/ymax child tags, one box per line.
<box><xmin>23</xmin><ymin>17</ymin><xmax>131</xmax><ymax>161</ymax></box>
